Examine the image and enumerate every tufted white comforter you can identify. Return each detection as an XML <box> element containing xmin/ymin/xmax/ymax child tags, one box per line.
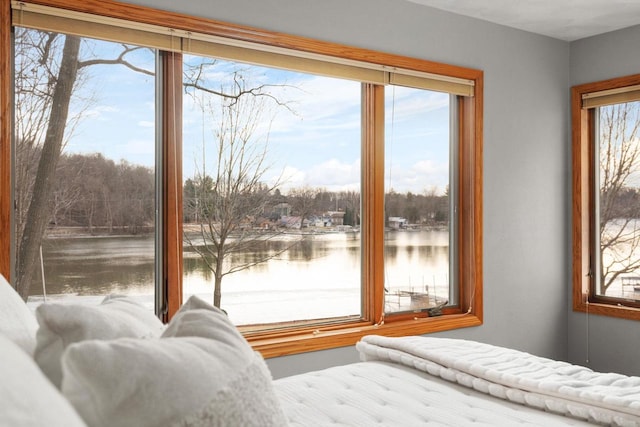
<box><xmin>275</xmin><ymin>360</ymin><xmax>595</xmax><ymax>426</ymax></box>
<box><xmin>356</xmin><ymin>336</ymin><xmax>640</xmax><ymax>426</ymax></box>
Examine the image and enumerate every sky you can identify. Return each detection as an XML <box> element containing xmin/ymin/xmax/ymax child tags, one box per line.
<box><xmin>61</xmin><ymin>37</ymin><xmax>451</xmax><ymax>196</ymax></box>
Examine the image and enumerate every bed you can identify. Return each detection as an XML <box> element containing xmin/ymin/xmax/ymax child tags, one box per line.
<box><xmin>276</xmin><ymin>336</ymin><xmax>640</xmax><ymax>426</ymax></box>
<box><xmin>1</xmin><ymin>275</ymin><xmax>639</xmax><ymax>427</ymax></box>
<box><xmin>276</xmin><ymin>361</ymin><xmax>594</xmax><ymax>426</ymax></box>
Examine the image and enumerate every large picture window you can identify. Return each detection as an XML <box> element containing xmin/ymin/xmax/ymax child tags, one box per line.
<box><xmin>2</xmin><ymin>0</ymin><xmax>483</xmax><ymax>356</ymax></box>
<box><xmin>573</xmin><ymin>74</ymin><xmax>640</xmax><ymax>320</ymax></box>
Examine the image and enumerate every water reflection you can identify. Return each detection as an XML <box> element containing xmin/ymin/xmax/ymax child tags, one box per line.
<box><xmin>32</xmin><ymin>230</ymin><xmax>450</xmax><ymax>324</ymax></box>
<box><xmin>36</xmin><ymin>236</ymin><xmax>155</xmax><ymax>296</ymax></box>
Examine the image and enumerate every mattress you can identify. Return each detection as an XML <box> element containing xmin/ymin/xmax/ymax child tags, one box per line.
<box><xmin>274</xmin><ymin>361</ymin><xmax>595</xmax><ymax>426</ymax></box>
<box><xmin>358</xmin><ymin>336</ymin><xmax>640</xmax><ymax>426</ymax></box>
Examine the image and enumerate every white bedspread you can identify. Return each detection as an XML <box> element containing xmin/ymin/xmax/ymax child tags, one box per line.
<box><xmin>357</xmin><ymin>335</ymin><xmax>640</xmax><ymax>426</ymax></box>
<box><xmin>274</xmin><ymin>361</ymin><xmax>594</xmax><ymax>426</ymax></box>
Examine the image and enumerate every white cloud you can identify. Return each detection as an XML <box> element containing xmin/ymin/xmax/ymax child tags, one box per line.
<box><xmin>387</xmin><ymin>86</ymin><xmax>449</xmax><ymax>118</ymax></box>
<box><xmin>266</xmin><ymin>75</ymin><xmax>362</xmax><ymax>138</ymax></box>
<box><xmin>82</xmin><ymin>105</ymin><xmax>119</xmax><ymax>121</ymax></box>
<box><xmin>387</xmin><ymin>159</ymin><xmax>449</xmax><ymax>194</ymax></box>
<box><xmin>124</xmin><ymin>138</ymin><xmax>154</xmax><ymax>155</ymax></box>
<box><xmin>175</xmin><ymin>61</ymin><xmax>451</xmax><ymax>193</ymax></box>
<box><xmin>269</xmin><ymin>165</ymin><xmax>304</xmax><ymax>190</ymax></box>
<box><xmin>275</xmin><ymin>158</ymin><xmax>361</xmax><ymax>193</ymax></box>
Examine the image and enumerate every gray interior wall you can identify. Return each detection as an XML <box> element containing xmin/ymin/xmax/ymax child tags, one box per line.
<box><xmin>568</xmin><ymin>25</ymin><xmax>640</xmax><ymax>376</ymax></box>
<box><xmin>121</xmin><ymin>0</ymin><xmax>570</xmax><ymax>378</ymax></box>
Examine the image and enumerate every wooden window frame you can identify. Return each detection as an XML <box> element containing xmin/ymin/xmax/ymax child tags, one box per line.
<box><xmin>1</xmin><ymin>0</ymin><xmax>483</xmax><ymax>358</ymax></box>
<box><xmin>572</xmin><ymin>74</ymin><xmax>640</xmax><ymax>321</ymax></box>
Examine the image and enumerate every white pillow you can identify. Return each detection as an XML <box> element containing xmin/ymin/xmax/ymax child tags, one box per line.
<box><xmin>34</xmin><ymin>294</ymin><xmax>164</xmax><ymax>388</ymax></box>
<box><xmin>61</xmin><ymin>296</ymin><xmax>289</xmax><ymax>427</ymax></box>
<box><xmin>0</xmin><ymin>274</ymin><xmax>38</xmax><ymax>355</ymax></box>
<box><xmin>0</xmin><ymin>334</ymin><xmax>86</xmax><ymax>427</ymax></box>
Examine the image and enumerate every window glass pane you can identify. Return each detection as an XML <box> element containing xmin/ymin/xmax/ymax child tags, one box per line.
<box><xmin>384</xmin><ymin>86</ymin><xmax>451</xmax><ymax>314</ymax></box>
<box><xmin>14</xmin><ymin>28</ymin><xmax>157</xmax><ymax>308</ymax></box>
<box><xmin>596</xmin><ymin>101</ymin><xmax>640</xmax><ymax>300</ymax></box>
<box><xmin>182</xmin><ymin>56</ymin><xmax>362</xmax><ymax>327</ymax></box>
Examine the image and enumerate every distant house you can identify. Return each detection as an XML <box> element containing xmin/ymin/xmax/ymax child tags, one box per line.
<box><xmin>280</xmin><ymin>215</ymin><xmax>311</xmax><ymax>228</ymax></box>
<box><xmin>280</xmin><ymin>215</ymin><xmax>301</xmax><ymax>228</ymax></box>
<box><xmin>308</xmin><ymin>216</ymin><xmax>324</xmax><ymax>227</ymax></box>
<box><xmin>326</xmin><ymin>211</ymin><xmax>345</xmax><ymax>226</ymax></box>
<box><xmin>388</xmin><ymin>216</ymin><xmax>407</xmax><ymax>229</ymax></box>
<box><xmin>255</xmin><ymin>217</ymin><xmax>273</xmax><ymax>229</ymax></box>
<box><xmin>272</xmin><ymin>202</ymin><xmax>291</xmax><ymax>218</ymax></box>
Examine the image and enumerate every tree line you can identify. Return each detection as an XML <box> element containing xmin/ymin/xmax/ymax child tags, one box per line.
<box><xmin>37</xmin><ymin>152</ymin><xmax>451</xmax><ymax>236</ymax></box>
<box><xmin>45</xmin><ymin>153</ymin><xmax>640</xmax><ymax>238</ymax></box>
<box><xmin>46</xmin><ymin>152</ymin><xmax>155</xmax><ymax>234</ymax></box>
<box><xmin>184</xmin><ymin>175</ymin><xmax>450</xmax><ymax>230</ymax></box>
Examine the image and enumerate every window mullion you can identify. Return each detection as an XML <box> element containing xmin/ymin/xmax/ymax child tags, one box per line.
<box><xmin>590</xmin><ymin>108</ymin><xmax>600</xmax><ymax>302</ymax></box>
<box><xmin>1</xmin><ymin>0</ymin><xmax>11</xmax><ymax>281</ymax></box>
<box><xmin>162</xmin><ymin>50</ymin><xmax>183</xmax><ymax>322</ymax></box>
<box><xmin>458</xmin><ymin>94</ymin><xmax>482</xmax><ymax>316</ymax></box>
<box><xmin>361</xmin><ymin>83</ymin><xmax>385</xmax><ymax>323</ymax></box>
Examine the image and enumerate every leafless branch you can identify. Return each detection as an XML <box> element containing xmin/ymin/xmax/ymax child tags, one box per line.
<box><xmin>78</xmin><ymin>45</ymin><xmax>154</xmax><ymax>75</ymax></box>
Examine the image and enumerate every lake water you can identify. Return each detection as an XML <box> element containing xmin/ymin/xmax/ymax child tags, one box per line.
<box><xmin>32</xmin><ymin>230</ymin><xmax>640</xmax><ymax>325</ymax></box>
<box><xmin>30</xmin><ymin>230</ymin><xmax>452</xmax><ymax>325</ymax></box>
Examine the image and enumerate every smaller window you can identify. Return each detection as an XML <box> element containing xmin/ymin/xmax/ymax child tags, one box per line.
<box><xmin>181</xmin><ymin>55</ymin><xmax>364</xmax><ymax>328</ymax></box>
<box><xmin>12</xmin><ymin>27</ymin><xmax>157</xmax><ymax>309</ymax></box>
<box><xmin>572</xmin><ymin>74</ymin><xmax>640</xmax><ymax>320</ymax></box>
<box><xmin>383</xmin><ymin>86</ymin><xmax>455</xmax><ymax>315</ymax></box>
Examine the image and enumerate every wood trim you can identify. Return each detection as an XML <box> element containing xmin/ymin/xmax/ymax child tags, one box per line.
<box><xmin>361</xmin><ymin>84</ymin><xmax>386</xmax><ymax>323</ymax></box>
<box><xmin>372</xmin><ymin>85</ymin><xmax>385</xmax><ymax>324</ymax></box>
<box><xmin>574</xmin><ymin>301</ymin><xmax>640</xmax><ymax>321</ymax></box>
<box><xmin>162</xmin><ymin>51</ymin><xmax>183</xmax><ymax>321</ymax></box>
<box><xmin>253</xmin><ymin>313</ymin><xmax>482</xmax><ymax>358</ymax></box>
<box><xmin>470</xmin><ymin>75</ymin><xmax>484</xmax><ymax>319</ymax></box>
<box><xmin>474</xmin><ymin>79</ymin><xmax>484</xmax><ymax>320</ymax></box>
<box><xmin>571</xmin><ymin>84</ymin><xmax>591</xmax><ymax>311</ymax></box>
<box><xmin>575</xmin><ymin>74</ymin><xmax>640</xmax><ymax>99</ymax></box>
<box><xmin>17</xmin><ymin>0</ymin><xmax>481</xmax><ymax>81</ymax></box>
<box><xmin>0</xmin><ymin>0</ymin><xmax>11</xmax><ymax>281</ymax></box>
<box><xmin>572</xmin><ymin>74</ymin><xmax>640</xmax><ymax>321</ymax></box>
<box><xmin>455</xmin><ymin>79</ymin><xmax>484</xmax><ymax>318</ymax></box>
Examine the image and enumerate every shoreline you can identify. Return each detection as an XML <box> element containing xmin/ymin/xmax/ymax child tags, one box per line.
<box><xmin>44</xmin><ymin>226</ymin><xmax>154</xmax><ymax>239</ymax></box>
<box><xmin>44</xmin><ymin>223</ymin><xmax>449</xmax><ymax>239</ymax></box>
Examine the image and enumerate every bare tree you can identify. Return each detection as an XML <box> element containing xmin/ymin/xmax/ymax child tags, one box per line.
<box><xmin>337</xmin><ymin>190</ymin><xmax>361</xmax><ymax>226</ymax></box>
<box><xmin>14</xmin><ymin>34</ymin><xmax>81</xmax><ymax>300</ymax></box>
<box><xmin>115</xmin><ymin>161</ymin><xmax>155</xmax><ymax>234</ymax></box>
<box><xmin>13</xmin><ymin>28</ymin><xmax>155</xmax><ymax>300</ymax></box>
<box><xmin>184</xmin><ymin>88</ymin><xmax>298</xmax><ymax>308</ymax></box>
<box><xmin>183</xmin><ymin>60</ymin><xmax>296</xmax><ymax>114</ymax></box>
<box><xmin>288</xmin><ymin>186</ymin><xmax>321</xmax><ymax>229</ymax></box>
<box><xmin>48</xmin><ymin>153</ymin><xmax>154</xmax><ymax>232</ymax></box>
<box><xmin>385</xmin><ymin>189</ymin><xmax>404</xmax><ymax>225</ymax></box>
<box><xmin>14</xmin><ymin>31</ymin><xmax>66</xmax><ymax>265</ymax></box>
<box><xmin>50</xmin><ymin>155</ymin><xmax>84</xmax><ymax>226</ymax></box>
<box><xmin>598</xmin><ymin>102</ymin><xmax>640</xmax><ymax>294</ymax></box>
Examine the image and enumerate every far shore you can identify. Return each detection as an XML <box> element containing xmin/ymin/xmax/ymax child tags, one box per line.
<box><xmin>44</xmin><ymin>225</ymin><xmax>154</xmax><ymax>239</ymax></box>
<box><xmin>44</xmin><ymin>223</ymin><xmax>448</xmax><ymax>239</ymax></box>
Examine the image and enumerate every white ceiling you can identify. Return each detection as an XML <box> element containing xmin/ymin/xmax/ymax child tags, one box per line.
<box><xmin>405</xmin><ymin>0</ymin><xmax>640</xmax><ymax>41</ymax></box>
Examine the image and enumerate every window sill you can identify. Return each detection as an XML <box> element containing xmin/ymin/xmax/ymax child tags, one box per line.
<box><xmin>248</xmin><ymin>313</ymin><xmax>482</xmax><ymax>359</ymax></box>
<box><xmin>574</xmin><ymin>300</ymin><xmax>640</xmax><ymax>322</ymax></box>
